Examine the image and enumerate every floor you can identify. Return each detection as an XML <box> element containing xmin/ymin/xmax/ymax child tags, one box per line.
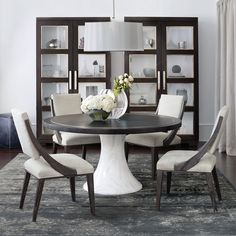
<box><xmin>0</xmin><ymin>145</ymin><xmax>236</xmax><ymax>189</ymax></box>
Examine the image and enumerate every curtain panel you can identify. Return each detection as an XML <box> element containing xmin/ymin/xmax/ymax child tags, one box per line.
<box><xmin>216</xmin><ymin>0</ymin><xmax>236</xmax><ymax>155</ymax></box>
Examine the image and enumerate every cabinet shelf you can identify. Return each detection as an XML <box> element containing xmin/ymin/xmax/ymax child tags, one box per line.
<box><xmin>166</xmin><ymin>50</ymin><xmax>194</xmax><ymax>54</ymax></box>
<box><xmin>167</xmin><ymin>78</ymin><xmax>195</xmax><ymax>83</ymax></box>
<box><xmin>143</xmin><ymin>49</ymin><xmax>158</xmax><ymax>53</ymax></box>
<box><xmin>77</xmin><ymin>49</ymin><xmax>108</xmax><ymax>54</ymax></box>
<box><xmin>41</xmin><ymin>78</ymin><xmax>68</xmax><ymax>83</ymax></box>
<box><xmin>77</xmin><ymin>78</ymin><xmax>107</xmax><ymax>82</ymax></box>
<box><xmin>41</xmin><ymin>49</ymin><xmax>68</xmax><ymax>54</ymax></box>
<box><xmin>185</xmin><ymin>107</ymin><xmax>195</xmax><ymax>111</ymax></box>
<box><xmin>42</xmin><ymin>106</ymin><xmax>51</xmax><ymax>112</ymax></box>
<box><xmin>132</xmin><ymin>78</ymin><xmax>157</xmax><ymax>82</ymax></box>
<box><xmin>129</xmin><ymin>106</ymin><xmax>157</xmax><ymax>112</ymax></box>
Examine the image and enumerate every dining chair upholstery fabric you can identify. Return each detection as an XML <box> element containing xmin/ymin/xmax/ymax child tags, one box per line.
<box><xmin>24</xmin><ymin>153</ymin><xmax>94</xmax><ymax>179</ymax></box>
<box><xmin>51</xmin><ymin>93</ymin><xmax>100</xmax><ymax>151</ymax></box>
<box><xmin>156</xmin><ymin>150</ymin><xmax>216</xmax><ymax>172</ymax></box>
<box><xmin>126</xmin><ymin>94</ymin><xmax>184</xmax><ymax>147</ymax></box>
<box><xmin>125</xmin><ymin>131</ymin><xmax>181</xmax><ymax>147</ymax></box>
<box><xmin>208</xmin><ymin>106</ymin><xmax>229</xmax><ymax>154</ymax></box>
<box><xmin>51</xmin><ymin>94</ymin><xmax>82</xmax><ymax>116</ymax></box>
<box><xmin>53</xmin><ymin>132</ymin><xmax>100</xmax><ymax>146</ymax></box>
<box><xmin>11</xmin><ymin>109</ymin><xmax>40</xmax><ymax>160</ymax></box>
<box><xmin>157</xmin><ymin>94</ymin><xmax>185</xmax><ymax>118</ymax></box>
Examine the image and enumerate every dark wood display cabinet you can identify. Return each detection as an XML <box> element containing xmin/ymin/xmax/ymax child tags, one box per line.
<box><xmin>36</xmin><ymin>17</ymin><xmax>111</xmax><ymax>143</ymax></box>
<box><xmin>124</xmin><ymin>17</ymin><xmax>198</xmax><ymax>146</ymax></box>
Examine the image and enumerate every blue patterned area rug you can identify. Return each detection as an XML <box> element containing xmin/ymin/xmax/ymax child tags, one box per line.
<box><xmin>0</xmin><ymin>152</ymin><xmax>236</xmax><ymax>236</ymax></box>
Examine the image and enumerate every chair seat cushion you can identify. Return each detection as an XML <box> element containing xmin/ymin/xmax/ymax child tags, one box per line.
<box><xmin>156</xmin><ymin>150</ymin><xmax>216</xmax><ymax>173</ymax></box>
<box><xmin>53</xmin><ymin>132</ymin><xmax>100</xmax><ymax>146</ymax></box>
<box><xmin>24</xmin><ymin>153</ymin><xmax>94</xmax><ymax>179</ymax></box>
<box><xmin>125</xmin><ymin>132</ymin><xmax>181</xmax><ymax>147</ymax></box>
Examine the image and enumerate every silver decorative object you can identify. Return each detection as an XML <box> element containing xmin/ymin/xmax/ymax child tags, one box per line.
<box><xmin>93</xmin><ymin>60</ymin><xmax>99</xmax><ymax>76</ymax></box>
<box><xmin>47</xmin><ymin>39</ymin><xmax>61</xmax><ymax>49</ymax></box>
<box><xmin>139</xmin><ymin>96</ymin><xmax>147</xmax><ymax>105</ymax></box>
<box><xmin>178</xmin><ymin>41</ymin><xmax>186</xmax><ymax>49</ymax></box>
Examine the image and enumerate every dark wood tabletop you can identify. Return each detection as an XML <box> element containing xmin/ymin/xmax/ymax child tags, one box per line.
<box><xmin>44</xmin><ymin>113</ymin><xmax>181</xmax><ymax>135</ymax></box>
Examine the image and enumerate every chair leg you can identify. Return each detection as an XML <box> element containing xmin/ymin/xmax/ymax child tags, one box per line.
<box><xmin>86</xmin><ymin>174</ymin><xmax>95</xmax><ymax>215</ymax></box>
<box><xmin>206</xmin><ymin>173</ymin><xmax>217</xmax><ymax>212</ymax></box>
<box><xmin>212</xmin><ymin>167</ymin><xmax>222</xmax><ymax>201</ymax></box>
<box><xmin>82</xmin><ymin>145</ymin><xmax>87</xmax><ymax>160</ymax></box>
<box><xmin>19</xmin><ymin>171</ymin><xmax>31</xmax><ymax>209</ymax></box>
<box><xmin>32</xmin><ymin>179</ymin><xmax>45</xmax><ymax>222</ymax></box>
<box><xmin>151</xmin><ymin>147</ymin><xmax>159</xmax><ymax>180</ymax></box>
<box><xmin>52</xmin><ymin>142</ymin><xmax>57</xmax><ymax>154</ymax></box>
<box><xmin>166</xmin><ymin>172</ymin><xmax>172</xmax><ymax>194</ymax></box>
<box><xmin>70</xmin><ymin>177</ymin><xmax>76</xmax><ymax>202</ymax></box>
<box><xmin>156</xmin><ymin>170</ymin><xmax>163</xmax><ymax>210</ymax></box>
<box><xmin>125</xmin><ymin>142</ymin><xmax>129</xmax><ymax>162</ymax></box>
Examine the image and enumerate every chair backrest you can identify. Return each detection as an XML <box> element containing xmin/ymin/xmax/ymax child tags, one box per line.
<box><xmin>11</xmin><ymin>109</ymin><xmax>40</xmax><ymax>160</ymax></box>
<box><xmin>173</xmin><ymin>105</ymin><xmax>229</xmax><ymax>171</ymax></box>
<box><xmin>157</xmin><ymin>94</ymin><xmax>185</xmax><ymax>118</ymax></box>
<box><xmin>208</xmin><ymin>106</ymin><xmax>229</xmax><ymax>154</ymax></box>
<box><xmin>51</xmin><ymin>94</ymin><xmax>82</xmax><ymax>116</ymax></box>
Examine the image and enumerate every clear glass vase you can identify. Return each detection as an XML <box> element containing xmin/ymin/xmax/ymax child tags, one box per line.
<box><xmin>99</xmin><ymin>89</ymin><xmax>128</xmax><ymax>119</ymax></box>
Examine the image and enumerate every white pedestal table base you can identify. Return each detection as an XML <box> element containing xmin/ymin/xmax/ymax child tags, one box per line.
<box><xmin>83</xmin><ymin>134</ymin><xmax>142</xmax><ymax>195</ymax></box>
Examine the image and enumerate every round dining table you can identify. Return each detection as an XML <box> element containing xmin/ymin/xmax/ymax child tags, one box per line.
<box><xmin>44</xmin><ymin>113</ymin><xmax>181</xmax><ymax>195</ymax></box>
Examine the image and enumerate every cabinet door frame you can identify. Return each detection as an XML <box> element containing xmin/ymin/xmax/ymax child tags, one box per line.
<box><xmin>124</xmin><ymin>18</ymin><xmax>163</xmax><ymax>112</ymax></box>
<box><xmin>36</xmin><ymin>17</ymin><xmax>111</xmax><ymax>143</ymax></box>
<box><xmin>72</xmin><ymin>18</ymin><xmax>111</xmax><ymax>94</ymax></box>
<box><xmin>36</xmin><ymin>19</ymin><xmax>74</xmax><ymax>142</ymax></box>
<box><xmin>124</xmin><ymin>17</ymin><xmax>199</xmax><ymax>146</ymax></box>
<box><xmin>161</xmin><ymin>19</ymin><xmax>199</xmax><ymax>144</ymax></box>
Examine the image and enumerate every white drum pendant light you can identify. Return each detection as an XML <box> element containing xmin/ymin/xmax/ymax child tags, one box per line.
<box><xmin>84</xmin><ymin>0</ymin><xmax>144</xmax><ymax>51</ymax></box>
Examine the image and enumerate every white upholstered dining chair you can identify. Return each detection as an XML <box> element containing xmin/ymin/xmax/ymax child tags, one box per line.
<box><xmin>125</xmin><ymin>94</ymin><xmax>185</xmax><ymax>179</ymax></box>
<box><xmin>12</xmin><ymin>109</ymin><xmax>95</xmax><ymax>222</ymax></box>
<box><xmin>156</xmin><ymin>106</ymin><xmax>229</xmax><ymax>211</ymax></box>
<box><xmin>50</xmin><ymin>94</ymin><xmax>100</xmax><ymax>159</ymax></box>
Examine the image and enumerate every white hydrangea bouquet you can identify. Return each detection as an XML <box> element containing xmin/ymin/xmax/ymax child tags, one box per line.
<box><xmin>113</xmin><ymin>73</ymin><xmax>134</xmax><ymax>96</ymax></box>
<box><xmin>81</xmin><ymin>73</ymin><xmax>134</xmax><ymax>120</ymax></box>
<box><xmin>81</xmin><ymin>94</ymin><xmax>116</xmax><ymax>121</ymax></box>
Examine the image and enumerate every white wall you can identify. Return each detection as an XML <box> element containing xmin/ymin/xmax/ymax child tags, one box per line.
<box><xmin>0</xmin><ymin>0</ymin><xmax>217</xmax><ymax>140</ymax></box>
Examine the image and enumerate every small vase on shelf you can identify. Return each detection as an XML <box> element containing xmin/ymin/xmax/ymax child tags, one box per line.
<box><xmin>139</xmin><ymin>95</ymin><xmax>147</xmax><ymax>105</ymax></box>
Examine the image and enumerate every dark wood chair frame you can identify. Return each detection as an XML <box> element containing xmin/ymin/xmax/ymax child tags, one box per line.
<box><xmin>125</xmin><ymin>101</ymin><xmax>186</xmax><ymax>180</ymax></box>
<box><xmin>50</xmin><ymin>97</ymin><xmax>95</xmax><ymax>159</ymax></box>
<box><xmin>20</xmin><ymin>119</ymin><xmax>95</xmax><ymax>222</ymax></box>
<box><xmin>156</xmin><ymin>116</ymin><xmax>224</xmax><ymax>212</ymax></box>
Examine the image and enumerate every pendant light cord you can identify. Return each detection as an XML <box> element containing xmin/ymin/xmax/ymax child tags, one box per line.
<box><xmin>112</xmin><ymin>0</ymin><xmax>115</xmax><ymax>19</ymax></box>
